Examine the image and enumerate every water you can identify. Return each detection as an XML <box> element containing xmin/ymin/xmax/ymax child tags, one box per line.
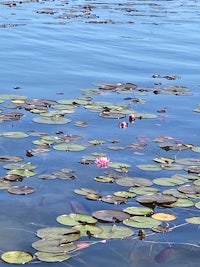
<box><xmin>0</xmin><ymin>0</ymin><xmax>200</xmax><ymax>266</ymax></box>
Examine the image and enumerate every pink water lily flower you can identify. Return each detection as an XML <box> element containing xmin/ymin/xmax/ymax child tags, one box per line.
<box><xmin>95</xmin><ymin>156</ymin><xmax>110</xmax><ymax>168</ymax></box>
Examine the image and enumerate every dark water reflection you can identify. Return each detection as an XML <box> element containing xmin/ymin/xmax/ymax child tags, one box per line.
<box><xmin>0</xmin><ymin>0</ymin><xmax>200</xmax><ymax>266</ymax></box>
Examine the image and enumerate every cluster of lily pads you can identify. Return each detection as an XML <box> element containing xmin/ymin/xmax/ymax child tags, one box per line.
<box><xmin>0</xmin><ymin>79</ymin><xmax>200</xmax><ymax>264</ymax></box>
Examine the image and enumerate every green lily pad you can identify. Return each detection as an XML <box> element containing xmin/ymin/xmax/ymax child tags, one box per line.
<box><xmin>73</xmin><ymin>224</ymin><xmax>103</xmax><ymax>237</ymax></box>
<box><xmin>36</xmin><ymin>227</ymin><xmax>80</xmax><ymax>242</ymax></box>
<box><xmin>114</xmin><ymin>191</ymin><xmax>136</xmax><ymax>198</ymax></box>
<box><xmin>123</xmin><ymin>216</ymin><xmax>161</xmax><ymax>229</ymax></box>
<box><xmin>1</xmin><ymin>251</ymin><xmax>33</xmax><ymax>264</ymax></box>
<box><xmin>137</xmin><ymin>164</ymin><xmax>162</xmax><ymax>171</ymax></box>
<box><xmin>94</xmin><ymin>225</ymin><xmax>134</xmax><ymax>239</ymax></box>
<box><xmin>74</xmin><ymin>188</ymin><xmax>98</xmax><ymax>196</ymax></box>
<box><xmin>7</xmin><ymin>169</ymin><xmax>36</xmax><ymax>177</ymax></box>
<box><xmin>116</xmin><ymin>177</ymin><xmax>152</xmax><ymax>187</ymax></box>
<box><xmin>129</xmin><ymin>186</ymin><xmax>159</xmax><ymax>195</ymax></box>
<box><xmin>101</xmin><ymin>195</ymin><xmax>127</xmax><ymax>204</ymax></box>
<box><xmin>53</xmin><ymin>143</ymin><xmax>86</xmax><ymax>151</ymax></box>
<box><xmin>171</xmin><ymin>198</ymin><xmax>194</xmax><ymax>207</ymax></box>
<box><xmin>123</xmin><ymin>206</ymin><xmax>153</xmax><ymax>216</ymax></box>
<box><xmin>108</xmin><ymin>162</ymin><xmax>131</xmax><ymax>169</ymax></box>
<box><xmin>33</xmin><ymin>116</ymin><xmax>71</xmax><ymax>124</ymax></box>
<box><xmin>32</xmin><ymin>240</ymin><xmax>76</xmax><ymax>253</ymax></box>
<box><xmin>57</xmin><ymin>213</ymin><xmax>97</xmax><ymax>226</ymax></box>
<box><xmin>94</xmin><ymin>175</ymin><xmax>114</xmax><ymax>183</ymax></box>
<box><xmin>153</xmin><ymin>177</ymin><xmax>187</xmax><ymax>186</ymax></box>
<box><xmin>3</xmin><ymin>162</ymin><xmax>36</xmax><ymax>170</ymax></box>
<box><xmin>0</xmin><ymin>131</ymin><xmax>28</xmax><ymax>138</ymax></box>
<box><xmin>35</xmin><ymin>251</ymin><xmax>71</xmax><ymax>262</ymax></box>
<box><xmin>185</xmin><ymin>217</ymin><xmax>200</xmax><ymax>224</ymax></box>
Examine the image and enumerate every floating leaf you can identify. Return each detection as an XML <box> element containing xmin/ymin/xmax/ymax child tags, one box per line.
<box><xmin>129</xmin><ymin>186</ymin><xmax>159</xmax><ymax>195</ymax></box>
<box><xmin>192</xmin><ymin>146</ymin><xmax>200</xmax><ymax>153</ymax></box>
<box><xmin>35</xmin><ymin>251</ymin><xmax>71</xmax><ymax>262</ymax></box>
<box><xmin>53</xmin><ymin>143</ymin><xmax>86</xmax><ymax>151</ymax></box>
<box><xmin>0</xmin><ymin>179</ymin><xmax>12</xmax><ymax>189</ymax></box>
<box><xmin>114</xmin><ymin>191</ymin><xmax>136</xmax><ymax>198</ymax></box>
<box><xmin>153</xmin><ymin>177</ymin><xmax>187</xmax><ymax>186</ymax></box>
<box><xmin>1</xmin><ymin>251</ymin><xmax>33</xmax><ymax>264</ymax></box>
<box><xmin>36</xmin><ymin>227</ymin><xmax>80</xmax><ymax>242</ymax></box>
<box><xmin>33</xmin><ymin>116</ymin><xmax>71</xmax><ymax>124</ymax></box>
<box><xmin>178</xmin><ymin>185</ymin><xmax>200</xmax><ymax>194</ymax></box>
<box><xmin>195</xmin><ymin>202</ymin><xmax>200</xmax><ymax>209</ymax></box>
<box><xmin>136</xmin><ymin>194</ymin><xmax>177</xmax><ymax>206</ymax></box>
<box><xmin>101</xmin><ymin>195</ymin><xmax>127</xmax><ymax>204</ymax></box>
<box><xmin>3</xmin><ymin>162</ymin><xmax>36</xmax><ymax>170</ymax></box>
<box><xmin>137</xmin><ymin>164</ymin><xmax>162</xmax><ymax>171</ymax></box>
<box><xmin>123</xmin><ymin>206</ymin><xmax>153</xmax><ymax>216</ymax></box>
<box><xmin>94</xmin><ymin>225</ymin><xmax>134</xmax><ymax>239</ymax></box>
<box><xmin>94</xmin><ymin>175</ymin><xmax>114</xmax><ymax>183</ymax></box>
<box><xmin>0</xmin><ymin>155</ymin><xmax>23</xmax><ymax>162</ymax></box>
<box><xmin>32</xmin><ymin>240</ymin><xmax>76</xmax><ymax>253</ymax></box>
<box><xmin>151</xmin><ymin>213</ymin><xmax>176</xmax><ymax>221</ymax></box>
<box><xmin>116</xmin><ymin>177</ymin><xmax>152</xmax><ymax>187</ymax></box>
<box><xmin>123</xmin><ymin>216</ymin><xmax>161</xmax><ymax>229</ymax></box>
<box><xmin>154</xmin><ymin>157</ymin><xmax>175</xmax><ymax>164</ymax></box>
<box><xmin>7</xmin><ymin>169</ymin><xmax>36</xmax><ymax>177</ymax></box>
<box><xmin>109</xmin><ymin>162</ymin><xmax>131</xmax><ymax>169</ymax></box>
<box><xmin>0</xmin><ymin>131</ymin><xmax>28</xmax><ymax>138</ymax></box>
<box><xmin>175</xmin><ymin>158</ymin><xmax>200</xmax><ymax>166</ymax></box>
<box><xmin>57</xmin><ymin>213</ymin><xmax>97</xmax><ymax>226</ymax></box>
<box><xmin>171</xmin><ymin>198</ymin><xmax>194</xmax><ymax>207</ymax></box>
<box><xmin>185</xmin><ymin>217</ymin><xmax>200</xmax><ymax>224</ymax></box>
<box><xmin>92</xmin><ymin>210</ymin><xmax>130</xmax><ymax>223</ymax></box>
<box><xmin>74</xmin><ymin>188</ymin><xmax>98</xmax><ymax>196</ymax></box>
<box><xmin>7</xmin><ymin>186</ymin><xmax>36</xmax><ymax>195</ymax></box>
<box><xmin>73</xmin><ymin>224</ymin><xmax>103</xmax><ymax>237</ymax></box>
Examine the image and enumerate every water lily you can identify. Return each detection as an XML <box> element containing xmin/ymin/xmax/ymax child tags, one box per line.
<box><xmin>95</xmin><ymin>156</ymin><xmax>110</xmax><ymax>168</ymax></box>
<box><xmin>118</xmin><ymin>121</ymin><xmax>128</xmax><ymax>129</ymax></box>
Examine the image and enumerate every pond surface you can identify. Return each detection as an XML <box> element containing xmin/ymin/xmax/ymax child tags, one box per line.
<box><xmin>0</xmin><ymin>0</ymin><xmax>200</xmax><ymax>266</ymax></box>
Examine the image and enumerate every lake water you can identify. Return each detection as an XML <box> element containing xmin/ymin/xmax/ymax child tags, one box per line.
<box><xmin>0</xmin><ymin>0</ymin><xmax>200</xmax><ymax>266</ymax></box>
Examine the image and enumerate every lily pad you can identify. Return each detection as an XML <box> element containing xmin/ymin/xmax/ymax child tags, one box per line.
<box><xmin>171</xmin><ymin>198</ymin><xmax>194</xmax><ymax>207</ymax></box>
<box><xmin>116</xmin><ymin>177</ymin><xmax>152</xmax><ymax>187</ymax></box>
<box><xmin>137</xmin><ymin>164</ymin><xmax>162</xmax><ymax>171</ymax></box>
<box><xmin>0</xmin><ymin>155</ymin><xmax>23</xmax><ymax>162</ymax></box>
<box><xmin>57</xmin><ymin>213</ymin><xmax>97</xmax><ymax>226</ymax></box>
<box><xmin>7</xmin><ymin>169</ymin><xmax>36</xmax><ymax>177</ymax></box>
<box><xmin>153</xmin><ymin>177</ymin><xmax>187</xmax><ymax>186</ymax></box>
<box><xmin>136</xmin><ymin>194</ymin><xmax>177</xmax><ymax>206</ymax></box>
<box><xmin>151</xmin><ymin>213</ymin><xmax>176</xmax><ymax>221</ymax></box>
<box><xmin>36</xmin><ymin>227</ymin><xmax>80</xmax><ymax>242</ymax></box>
<box><xmin>32</xmin><ymin>240</ymin><xmax>76</xmax><ymax>253</ymax></box>
<box><xmin>114</xmin><ymin>191</ymin><xmax>136</xmax><ymax>198</ymax></box>
<box><xmin>35</xmin><ymin>251</ymin><xmax>71</xmax><ymax>262</ymax></box>
<box><xmin>178</xmin><ymin>185</ymin><xmax>200</xmax><ymax>194</ymax></box>
<box><xmin>185</xmin><ymin>217</ymin><xmax>200</xmax><ymax>224</ymax></box>
<box><xmin>123</xmin><ymin>206</ymin><xmax>153</xmax><ymax>216</ymax></box>
<box><xmin>7</xmin><ymin>186</ymin><xmax>36</xmax><ymax>195</ymax></box>
<box><xmin>123</xmin><ymin>216</ymin><xmax>161</xmax><ymax>229</ymax></box>
<box><xmin>73</xmin><ymin>224</ymin><xmax>103</xmax><ymax>237</ymax></box>
<box><xmin>92</xmin><ymin>209</ymin><xmax>130</xmax><ymax>223</ymax></box>
<box><xmin>1</xmin><ymin>251</ymin><xmax>33</xmax><ymax>264</ymax></box>
<box><xmin>129</xmin><ymin>186</ymin><xmax>159</xmax><ymax>195</ymax></box>
<box><xmin>53</xmin><ymin>143</ymin><xmax>86</xmax><ymax>151</ymax></box>
<box><xmin>94</xmin><ymin>225</ymin><xmax>134</xmax><ymax>239</ymax></box>
<box><xmin>0</xmin><ymin>131</ymin><xmax>28</xmax><ymax>138</ymax></box>
<box><xmin>101</xmin><ymin>195</ymin><xmax>127</xmax><ymax>204</ymax></box>
<box><xmin>94</xmin><ymin>175</ymin><xmax>114</xmax><ymax>183</ymax></box>
<box><xmin>3</xmin><ymin>162</ymin><xmax>36</xmax><ymax>170</ymax></box>
<box><xmin>33</xmin><ymin>116</ymin><xmax>71</xmax><ymax>124</ymax></box>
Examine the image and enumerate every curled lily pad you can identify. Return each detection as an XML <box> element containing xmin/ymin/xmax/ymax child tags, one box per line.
<box><xmin>94</xmin><ymin>225</ymin><xmax>134</xmax><ymax>239</ymax></box>
<box><xmin>123</xmin><ymin>216</ymin><xmax>161</xmax><ymax>229</ymax></box>
<box><xmin>123</xmin><ymin>206</ymin><xmax>153</xmax><ymax>216</ymax></box>
<box><xmin>35</xmin><ymin>251</ymin><xmax>71</xmax><ymax>262</ymax></box>
<box><xmin>57</xmin><ymin>213</ymin><xmax>97</xmax><ymax>226</ymax></box>
<box><xmin>53</xmin><ymin>143</ymin><xmax>86</xmax><ymax>151</ymax></box>
<box><xmin>92</xmin><ymin>210</ymin><xmax>130</xmax><ymax>223</ymax></box>
<box><xmin>32</xmin><ymin>240</ymin><xmax>76</xmax><ymax>253</ymax></box>
<box><xmin>1</xmin><ymin>251</ymin><xmax>33</xmax><ymax>264</ymax></box>
<box><xmin>7</xmin><ymin>186</ymin><xmax>36</xmax><ymax>195</ymax></box>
